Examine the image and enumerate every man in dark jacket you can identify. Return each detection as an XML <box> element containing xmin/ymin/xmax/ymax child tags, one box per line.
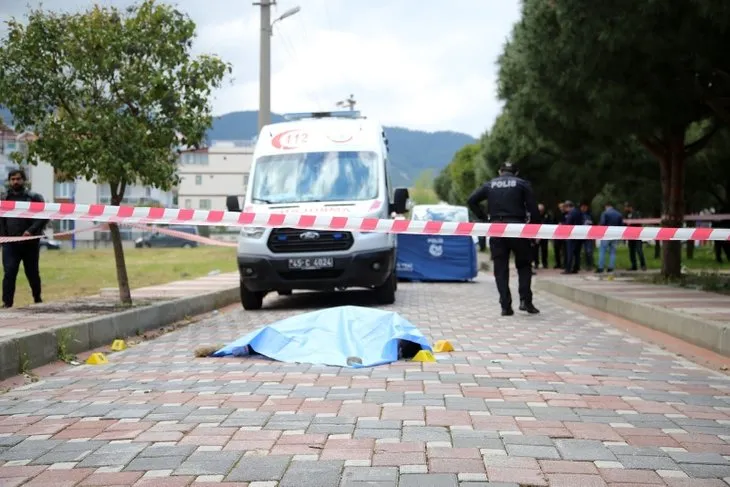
<box><xmin>714</xmin><ymin>210</ymin><xmax>730</xmax><ymax>263</ymax></box>
<box><xmin>554</xmin><ymin>202</ymin><xmax>566</xmax><ymax>268</ymax></box>
<box><xmin>563</xmin><ymin>200</ymin><xmax>583</xmax><ymax>274</ymax></box>
<box><xmin>580</xmin><ymin>202</ymin><xmax>595</xmax><ymax>269</ymax></box>
<box><xmin>532</xmin><ymin>203</ymin><xmax>552</xmax><ymax>270</ymax></box>
<box><xmin>624</xmin><ymin>202</ymin><xmax>646</xmax><ymax>271</ymax></box>
<box><xmin>0</xmin><ymin>169</ymin><xmax>48</xmax><ymax>307</ymax></box>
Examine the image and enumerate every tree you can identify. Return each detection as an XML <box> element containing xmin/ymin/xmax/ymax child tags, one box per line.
<box><xmin>410</xmin><ymin>170</ymin><xmax>441</xmax><ymax>205</ymax></box>
<box><xmin>434</xmin><ymin>143</ymin><xmax>480</xmax><ymax>206</ymax></box>
<box><xmin>692</xmin><ymin>124</ymin><xmax>730</xmax><ymax>214</ymax></box>
<box><xmin>0</xmin><ymin>1</ymin><xmax>230</xmax><ymax>303</ymax></box>
<box><xmin>433</xmin><ymin>167</ymin><xmax>452</xmax><ymax>203</ymax></box>
<box><xmin>497</xmin><ymin>0</ymin><xmax>730</xmax><ymax>277</ymax></box>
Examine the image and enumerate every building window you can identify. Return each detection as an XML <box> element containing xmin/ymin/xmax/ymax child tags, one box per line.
<box><xmin>54</xmin><ymin>181</ymin><xmax>74</xmax><ymax>199</ymax></box>
<box><xmin>52</xmin><ymin>220</ymin><xmax>73</xmax><ymax>233</ymax></box>
<box><xmin>180</xmin><ymin>152</ymin><xmax>209</xmax><ymax>165</ymax></box>
<box><xmin>243</xmin><ymin>172</ymin><xmax>249</xmax><ymax>187</ymax></box>
<box><xmin>195</xmin><ymin>175</ymin><xmax>202</xmax><ymax>185</ymax></box>
<box><xmin>199</xmin><ymin>199</ymin><xmax>211</xmax><ymax>210</ymax></box>
<box><xmin>184</xmin><ymin>199</ymin><xmax>192</xmax><ymax>209</ymax></box>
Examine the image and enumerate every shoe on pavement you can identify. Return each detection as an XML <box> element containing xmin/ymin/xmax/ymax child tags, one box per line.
<box><xmin>519</xmin><ymin>301</ymin><xmax>540</xmax><ymax>314</ymax></box>
<box><xmin>501</xmin><ymin>307</ymin><xmax>514</xmax><ymax>316</ymax></box>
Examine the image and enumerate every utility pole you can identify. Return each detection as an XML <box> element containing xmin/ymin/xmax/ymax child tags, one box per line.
<box><xmin>254</xmin><ymin>1</ymin><xmax>300</xmax><ymax>132</ymax></box>
<box><xmin>255</xmin><ymin>0</ymin><xmax>273</xmax><ymax>132</ymax></box>
<box><xmin>336</xmin><ymin>94</ymin><xmax>356</xmax><ymax>111</ymax></box>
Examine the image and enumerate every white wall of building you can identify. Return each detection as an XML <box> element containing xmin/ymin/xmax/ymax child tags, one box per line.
<box><xmin>177</xmin><ymin>140</ymin><xmax>254</xmax><ymax>211</ymax></box>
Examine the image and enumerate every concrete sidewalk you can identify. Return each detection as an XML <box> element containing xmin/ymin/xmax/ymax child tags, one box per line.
<box><xmin>534</xmin><ymin>274</ymin><xmax>730</xmax><ymax>357</ymax></box>
<box><xmin>0</xmin><ymin>273</ymin><xmax>240</xmax><ymax>380</ymax></box>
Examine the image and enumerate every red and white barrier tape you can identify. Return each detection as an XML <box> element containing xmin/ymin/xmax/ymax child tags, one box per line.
<box><xmin>127</xmin><ymin>222</ymin><xmax>237</xmax><ymax>248</ymax></box>
<box><xmin>0</xmin><ymin>224</ymin><xmax>106</xmax><ymax>243</ymax></box>
<box><xmin>0</xmin><ymin>200</ymin><xmax>728</xmax><ymax>241</ymax></box>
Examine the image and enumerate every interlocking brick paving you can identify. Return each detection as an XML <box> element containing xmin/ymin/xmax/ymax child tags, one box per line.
<box><xmin>1</xmin><ymin>275</ymin><xmax>729</xmax><ymax>486</ymax></box>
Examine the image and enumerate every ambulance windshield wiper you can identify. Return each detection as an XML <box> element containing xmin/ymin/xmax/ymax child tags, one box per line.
<box><xmin>252</xmin><ymin>197</ymin><xmax>273</xmax><ymax>204</ymax></box>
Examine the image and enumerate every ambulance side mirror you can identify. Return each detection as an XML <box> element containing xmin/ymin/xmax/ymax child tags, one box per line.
<box><xmin>226</xmin><ymin>195</ymin><xmax>241</xmax><ymax>212</ymax></box>
<box><xmin>391</xmin><ymin>188</ymin><xmax>409</xmax><ymax>215</ymax></box>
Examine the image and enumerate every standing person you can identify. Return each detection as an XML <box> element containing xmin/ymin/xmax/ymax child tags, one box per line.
<box><xmin>532</xmin><ymin>203</ymin><xmax>551</xmax><ymax>270</ymax></box>
<box><xmin>554</xmin><ymin>202</ymin><xmax>566</xmax><ymax>268</ymax></box>
<box><xmin>467</xmin><ymin>161</ymin><xmax>540</xmax><ymax>316</ymax></box>
<box><xmin>0</xmin><ymin>169</ymin><xmax>48</xmax><ymax>308</ymax></box>
<box><xmin>562</xmin><ymin>200</ymin><xmax>584</xmax><ymax>274</ymax></box>
<box><xmin>580</xmin><ymin>202</ymin><xmax>595</xmax><ymax>269</ymax></box>
<box><xmin>713</xmin><ymin>210</ymin><xmax>730</xmax><ymax>263</ymax></box>
<box><xmin>595</xmin><ymin>202</ymin><xmax>624</xmax><ymax>273</ymax></box>
<box><xmin>624</xmin><ymin>202</ymin><xmax>647</xmax><ymax>271</ymax></box>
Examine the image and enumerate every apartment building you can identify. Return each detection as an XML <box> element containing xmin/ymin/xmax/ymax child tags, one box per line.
<box><xmin>176</xmin><ymin>139</ymin><xmax>254</xmax><ymax>211</ymax></box>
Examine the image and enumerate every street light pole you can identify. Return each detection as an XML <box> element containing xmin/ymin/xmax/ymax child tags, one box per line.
<box><xmin>256</xmin><ymin>0</ymin><xmax>273</xmax><ymax>132</ymax></box>
<box><xmin>254</xmin><ymin>1</ymin><xmax>300</xmax><ymax>132</ymax></box>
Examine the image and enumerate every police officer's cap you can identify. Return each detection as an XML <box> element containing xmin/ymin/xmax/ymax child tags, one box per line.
<box><xmin>499</xmin><ymin>161</ymin><xmax>517</xmax><ymax>173</ymax></box>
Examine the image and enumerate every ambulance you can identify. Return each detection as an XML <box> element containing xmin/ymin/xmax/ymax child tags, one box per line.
<box><xmin>225</xmin><ymin>111</ymin><xmax>410</xmax><ymax>310</ymax></box>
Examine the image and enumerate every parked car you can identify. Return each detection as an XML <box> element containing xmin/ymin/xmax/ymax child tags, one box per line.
<box><xmin>135</xmin><ymin>225</ymin><xmax>199</xmax><ymax>248</ymax></box>
<box><xmin>39</xmin><ymin>237</ymin><xmax>61</xmax><ymax>250</ymax></box>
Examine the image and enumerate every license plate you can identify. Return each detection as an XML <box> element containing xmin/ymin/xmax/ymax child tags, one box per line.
<box><xmin>288</xmin><ymin>257</ymin><xmax>334</xmax><ymax>270</ymax></box>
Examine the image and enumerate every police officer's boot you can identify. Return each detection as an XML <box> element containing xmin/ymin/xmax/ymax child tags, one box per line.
<box><xmin>519</xmin><ymin>300</ymin><xmax>540</xmax><ymax>314</ymax></box>
<box><xmin>501</xmin><ymin>306</ymin><xmax>514</xmax><ymax>316</ymax></box>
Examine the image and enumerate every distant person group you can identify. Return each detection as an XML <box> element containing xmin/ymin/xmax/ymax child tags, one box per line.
<box><xmin>531</xmin><ymin>200</ymin><xmax>647</xmax><ymax>274</ymax></box>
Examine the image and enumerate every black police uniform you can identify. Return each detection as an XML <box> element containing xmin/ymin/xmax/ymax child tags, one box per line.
<box><xmin>467</xmin><ymin>163</ymin><xmax>540</xmax><ymax>315</ymax></box>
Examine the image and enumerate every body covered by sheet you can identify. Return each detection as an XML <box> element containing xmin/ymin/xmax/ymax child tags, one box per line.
<box><xmin>212</xmin><ymin>305</ymin><xmax>432</xmax><ymax>368</ymax></box>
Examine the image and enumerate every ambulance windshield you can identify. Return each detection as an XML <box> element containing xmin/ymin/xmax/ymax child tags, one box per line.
<box><xmin>250</xmin><ymin>151</ymin><xmax>379</xmax><ymax>204</ymax></box>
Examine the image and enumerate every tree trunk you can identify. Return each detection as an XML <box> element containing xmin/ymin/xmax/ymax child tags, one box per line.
<box><xmin>109</xmin><ymin>183</ymin><xmax>132</xmax><ymax>305</ymax></box>
<box><xmin>109</xmin><ymin>222</ymin><xmax>132</xmax><ymax>305</ymax></box>
<box><xmin>659</xmin><ymin>129</ymin><xmax>686</xmax><ymax>278</ymax></box>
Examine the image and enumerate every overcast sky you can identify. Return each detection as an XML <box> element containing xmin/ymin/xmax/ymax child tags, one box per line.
<box><xmin>1</xmin><ymin>1</ymin><xmax>520</xmax><ymax>137</ymax></box>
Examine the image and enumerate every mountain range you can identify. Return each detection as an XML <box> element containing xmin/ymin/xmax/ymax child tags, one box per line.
<box><xmin>1</xmin><ymin>108</ymin><xmax>476</xmax><ymax>186</ymax></box>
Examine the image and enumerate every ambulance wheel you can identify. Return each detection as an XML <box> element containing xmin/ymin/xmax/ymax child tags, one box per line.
<box><xmin>240</xmin><ymin>284</ymin><xmax>264</xmax><ymax>310</ymax></box>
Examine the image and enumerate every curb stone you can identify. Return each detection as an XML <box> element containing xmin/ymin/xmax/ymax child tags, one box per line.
<box><xmin>0</xmin><ymin>285</ymin><xmax>240</xmax><ymax>380</ymax></box>
<box><xmin>534</xmin><ymin>278</ymin><xmax>730</xmax><ymax>357</ymax></box>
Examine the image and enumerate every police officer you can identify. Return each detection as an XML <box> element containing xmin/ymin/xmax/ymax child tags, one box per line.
<box><xmin>467</xmin><ymin>161</ymin><xmax>540</xmax><ymax>316</ymax></box>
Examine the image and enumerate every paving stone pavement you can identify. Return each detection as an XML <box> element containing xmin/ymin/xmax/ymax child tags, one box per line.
<box><xmin>1</xmin><ymin>275</ymin><xmax>730</xmax><ymax>486</ymax></box>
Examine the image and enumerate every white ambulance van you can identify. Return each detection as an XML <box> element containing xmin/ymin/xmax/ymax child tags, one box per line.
<box><xmin>225</xmin><ymin>111</ymin><xmax>410</xmax><ymax>310</ymax></box>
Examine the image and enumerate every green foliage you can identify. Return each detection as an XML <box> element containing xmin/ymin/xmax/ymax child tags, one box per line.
<box><xmin>491</xmin><ymin>0</ymin><xmax>730</xmax><ymax>277</ymax></box>
<box><xmin>0</xmin><ymin>0</ymin><xmax>230</xmax><ymax>303</ymax></box>
<box><xmin>690</xmin><ymin>124</ymin><xmax>730</xmax><ymax>213</ymax></box>
<box><xmin>409</xmin><ymin>170</ymin><xmax>440</xmax><ymax>205</ymax></box>
<box><xmin>433</xmin><ymin>143</ymin><xmax>480</xmax><ymax>206</ymax></box>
